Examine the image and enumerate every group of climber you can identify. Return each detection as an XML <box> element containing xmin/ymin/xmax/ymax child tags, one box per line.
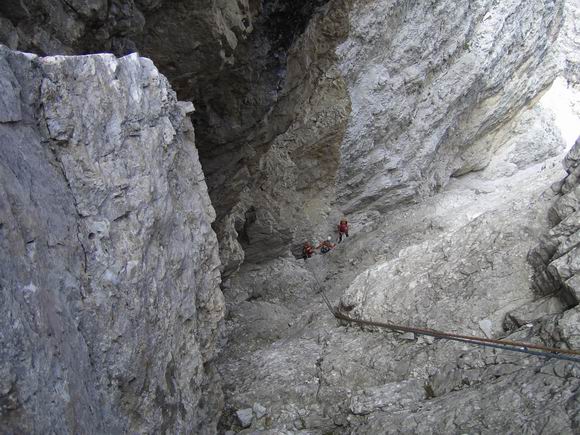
<box><xmin>302</xmin><ymin>218</ymin><xmax>349</xmax><ymax>260</ymax></box>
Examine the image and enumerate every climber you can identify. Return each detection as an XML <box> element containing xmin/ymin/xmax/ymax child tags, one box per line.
<box><xmin>317</xmin><ymin>237</ymin><xmax>336</xmax><ymax>254</ymax></box>
<box><xmin>303</xmin><ymin>241</ymin><xmax>315</xmax><ymax>260</ymax></box>
<box><xmin>337</xmin><ymin>218</ymin><xmax>349</xmax><ymax>243</ymax></box>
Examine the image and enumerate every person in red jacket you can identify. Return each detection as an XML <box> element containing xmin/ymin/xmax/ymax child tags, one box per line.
<box><xmin>303</xmin><ymin>241</ymin><xmax>314</xmax><ymax>260</ymax></box>
<box><xmin>338</xmin><ymin>218</ymin><xmax>349</xmax><ymax>243</ymax></box>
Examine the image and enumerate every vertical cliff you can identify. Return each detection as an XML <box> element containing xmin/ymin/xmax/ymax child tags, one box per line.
<box><xmin>336</xmin><ymin>0</ymin><xmax>564</xmax><ymax>213</ymax></box>
<box><xmin>0</xmin><ymin>0</ymin><xmax>346</xmax><ymax>275</ymax></box>
<box><xmin>0</xmin><ymin>46</ymin><xmax>224</xmax><ymax>433</ymax></box>
<box><xmin>193</xmin><ymin>0</ymin><xmax>567</xmax><ymax>275</ymax></box>
<box><xmin>0</xmin><ymin>2</ymin><xmax>570</xmax><ymax>265</ymax></box>
<box><xmin>530</xmin><ymin>137</ymin><xmax>580</xmax><ymax>305</ymax></box>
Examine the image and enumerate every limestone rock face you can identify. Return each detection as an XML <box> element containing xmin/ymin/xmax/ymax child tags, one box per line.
<box><xmin>0</xmin><ymin>0</ymin><xmax>262</xmax><ymax>149</ymax></box>
<box><xmin>2</xmin><ymin>0</ymin><xmax>580</xmax><ymax>434</ymax></box>
<box><xmin>0</xmin><ymin>0</ymin><xmax>330</xmax><ymax>146</ymax></box>
<box><xmin>217</xmin><ymin>86</ymin><xmax>580</xmax><ymax>432</ymax></box>
<box><xmin>0</xmin><ymin>46</ymin><xmax>224</xmax><ymax>434</ymax></box>
<box><xmin>359</xmin><ymin>356</ymin><xmax>580</xmax><ymax>434</ymax></box>
<box><xmin>560</xmin><ymin>0</ymin><xmax>580</xmax><ymax>83</ymax></box>
<box><xmin>530</xmin><ymin>137</ymin><xmax>580</xmax><ymax>305</ymax></box>
<box><xmin>0</xmin><ymin>0</ymin><xmax>347</xmax><ymax>274</ymax></box>
<box><xmin>204</xmin><ymin>0</ymin><xmax>352</xmax><ymax>276</ymax></box>
<box><xmin>209</xmin><ymin>0</ymin><xmax>568</xmax><ymax>273</ymax></box>
<box><xmin>1</xmin><ymin>0</ymin><xmax>568</xmax><ymax>277</ymax></box>
<box><xmin>218</xmin><ymin>155</ymin><xmax>580</xmax><ymax>434</ymax></box>
<box><xmin>211</xmin><ymin>1</ymin><xmax>580</xmax><ymax>432</ymax></box>
<box><xmin>339</xmin><ymin>209</ymin><xmax>547</xmax><ymax>338</ymax></box>
<box><xmin>336</xmin><ymin>0</ymin><xmax>564</xmax><ymax>214</ymax></box>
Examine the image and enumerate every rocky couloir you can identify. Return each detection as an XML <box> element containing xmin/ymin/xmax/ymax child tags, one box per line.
<box><xmin>1</xmin><ymin>0</ymin><xmax>580</xmax><ymax>434</ymax></box>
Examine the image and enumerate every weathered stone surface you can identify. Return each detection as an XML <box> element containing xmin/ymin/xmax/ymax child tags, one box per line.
<box><xmin>226</xmin><ymin>257</ymin><xmax>319</xmax><ymax>305</ymax></box>
<box><xmin>211</xmin><ymin>1</ymin><xmax>579</xmax><ymax>432</ymax></box>
<box><xmin>0</xmin><ymin>0</ymin><xmax>345</xmax><ymax>279</ymax></box>
<box><xmin>361</xmin><ymin>359</ymin><xmax>580</xmax><ymax>435</ymax></box>
<box><xmin>2</xmin><ymin>0</ymin><xmax>580</xmax><ymax>434</ymax></box>
<box><xmin>0</xmin><ymin>0</ymin><xmax>333</xmax><ymax>153</ymax></box>
<box><xmin>205</xmin><ymin>0</ymin><xmax>352</xmax><ymax>275</ymax></box>
<box><xmin>558</xmin><ymin>306</ymin><xmax>580</xmax><ymax>348</ymax></box>
<box><xmin>253</xmin><ymin>402</ymin><xmax>267</xmax><ymax>419</ymax></box>
<box><xmin>505</xmin><ymin>296</ymin><xmax>566</xmax><ymax>330</ymax></box>
<box><xmin>2</xmin><ymin>0</ymin><xmax>570</xmax><ymax>279</ymax></box>
<box><xmin>0</xmin><ymin>0</ymin><xmax>266</xmax><ymax>172</ymax></box>
<box><xmin>530</xmin><ymin>137</ymin><xmax>580</xmax><ymax>305</ymax></box>
<box><xmin>559</xmin><ymin>0</ymin><xmax>580</xmax><ymax>83</ymax></box>
<box><xmin>349</xmin><ymin>379</ymin><xmax>424</xmax><ymax>415</ymax></box>
<box><xmin>338</xmin><ymin>204</ymin><xmax>550</xmax><ymax>338</ymax></box>
<box><xmin>335</xmin><ymin>0</ymin><xmax>564</xmax><ymax>214</ymax></box>
<box><xmin>564</xmin><ymin>273</ymin><xmax>580</xmax><ymax>304</ymax></box>
<box><xmin>208</xmin><ymin>0</ymin><xmax>570</xmax><ymax>275</ymax></box>
<box><xmin>217</xmin><ymin>125</ymin><xmax>578</xmax><ymax>432</ymax></box>
<box><xmin>0</xmin><ymin>55</ymin><xmax>21</xmax><ymax>122</ymax></box>
<box><xmin>0</xmin><ymin>46</ymin><xmax>224</xmax><ymax>434</ymax></box>
<box><xmin>565</xmin><ymin>137</ymin><xmax>580</xmax><ymax>171</ymax></box>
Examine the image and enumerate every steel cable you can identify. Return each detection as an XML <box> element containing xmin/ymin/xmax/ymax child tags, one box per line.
<box><xmin>306</xmin><ymin>254</ymin><xmax>580</xmax><ymax>364</ymax></box>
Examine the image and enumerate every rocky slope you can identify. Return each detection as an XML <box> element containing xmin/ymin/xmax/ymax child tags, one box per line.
<box><xmin>215</xmin><ymin>0</ymin><xmax>580</xmax><ymax>430</ymax></box>
<box><xmin>218</xmin><ymin>110</ymin><xmax>580</xmax><ymax>434</ymax></box>
<box><xmin>0</xmin><ymin>46</ymin><xmax>223</xmax><ymax>433</ymax></box>
<box><xmin>204</xmin><ymin>0</ymin><xmax>568</xmax><ymax>277</ymax></box>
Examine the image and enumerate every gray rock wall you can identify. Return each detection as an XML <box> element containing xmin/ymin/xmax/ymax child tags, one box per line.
<box><xmin>0</xmin><ymin>0</ymin><xmax>262</xmax><ymax>149</ymax></box>
<box><xmin>530</xmin><ymin>137</ymin><xmax>580</xmax><ymax>305</ymax></box>
<box><xmin>211</xmin><ymin>0</ymin><xmax>352</xmax><ymax>275</ymax></box>
<box><xmin>217</xmin><ymin>105</ymin><xmax>580</xmax><ymax>434</ymax></box>
<box><xmin>0</xmin><ymin>46</ymin><xmax>224</xmax><ymax>434</ymax></box>
<box><xmin>560</xmin><ymin>0</ymin><xmax>580</xmax><ymax>83</ymax></box>
<box><xmin>207</xmin><ymin>0</ymin><xmax>569</xmax><ymax>272</ymax></box>
<box><xmin>2</xmin><ymin>1</ymin><xmax>569</xmax><ymax>276</ymax></box>
<box><xmin>0</xmin><ymin>0</ymin><xmax>349</xmax><ymax>273</ymax></box>
<box><xmin>0</xmin><ymin>0</ymin><xmax>328</xmax><ymax>147</ymax></box>
<box><xmin>336</xmin><ymin>0</ymin><xmax>565</xmax><ymax>213</ymax></box>
<box><xmin>1</xmin><ymin>1</ymin><xmax>579</xmax><ymax>433</ymax></box>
